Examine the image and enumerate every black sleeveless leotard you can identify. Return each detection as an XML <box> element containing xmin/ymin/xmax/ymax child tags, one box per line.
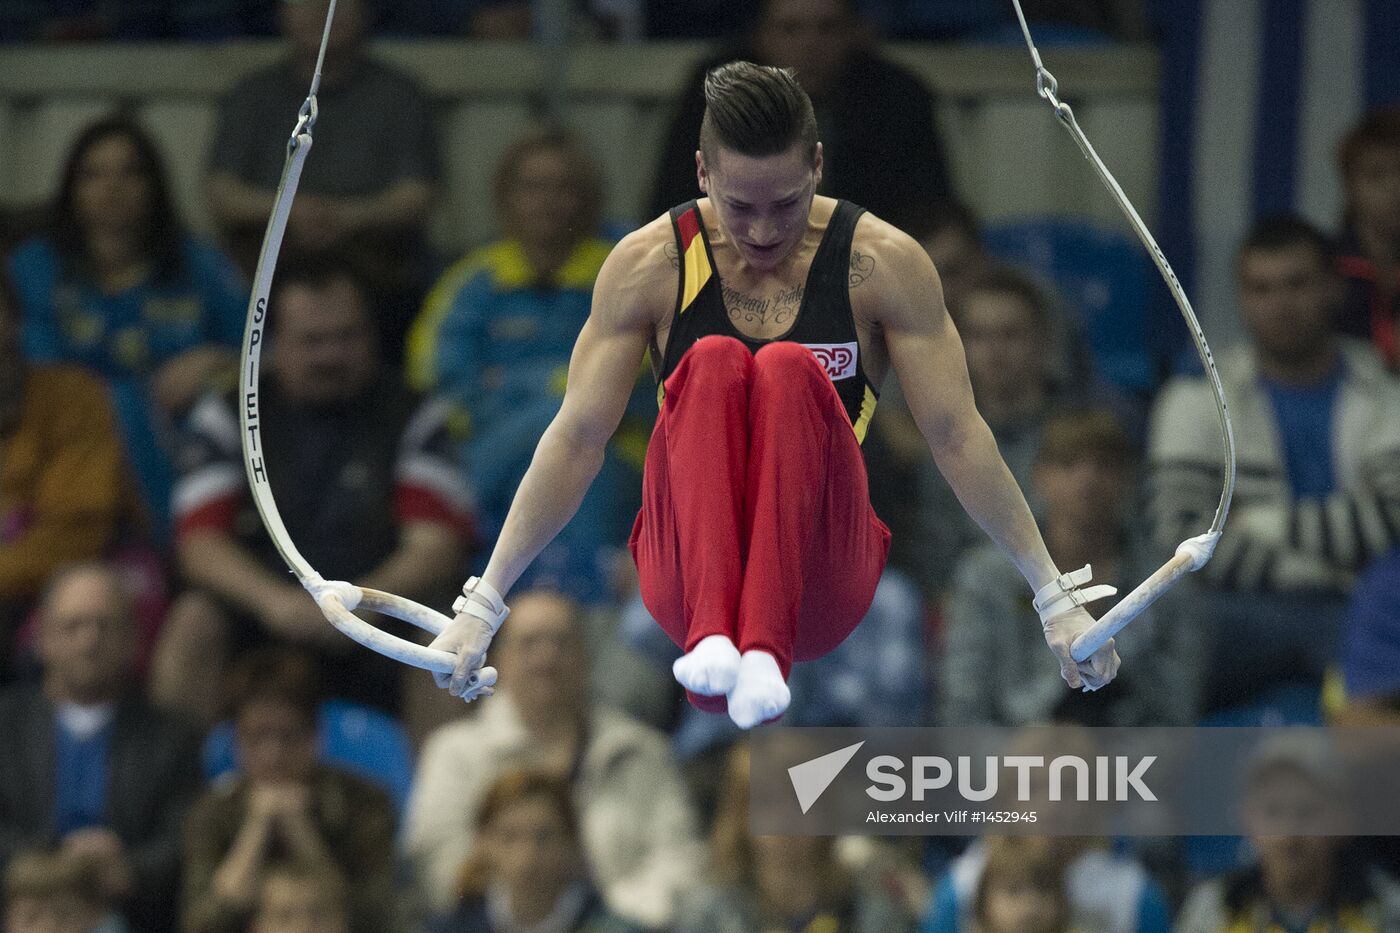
<box><xmin>654</xmin><ymin>199</ymin><xmax>879</xmax><ymax>442</ymax></box>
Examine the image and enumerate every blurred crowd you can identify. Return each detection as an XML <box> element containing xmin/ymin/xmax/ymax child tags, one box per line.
<box><xmin>0</xmin><ymin>0</ymin><xmax>1152</xmax><ymax>43</ymax></box>
<box><xmin>3</xmin><ymin>0</ymin><xmax>1400</xmax><ymax>931</ymax></box>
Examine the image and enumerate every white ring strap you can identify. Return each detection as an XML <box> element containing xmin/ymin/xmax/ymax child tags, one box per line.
<box><xmin>237</xmin><ymin>0</ymin><xmax>467</xmax><ymax>676</ymax></box>
<box><xmin>1008</xmin><ymin>0</ymin><xmax>1237</xmax><ymax>662</ymax></box>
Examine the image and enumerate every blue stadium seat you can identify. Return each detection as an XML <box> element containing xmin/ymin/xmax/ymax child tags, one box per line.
<box><xmin>985</xmin><ymin>216</ymin><xmax>1161</xmax><ymax>394</ymax></box>
<box><xmin>202</xmin><ymin>699</ymin><xmax>414</xmax><ymax>816</ymax></box>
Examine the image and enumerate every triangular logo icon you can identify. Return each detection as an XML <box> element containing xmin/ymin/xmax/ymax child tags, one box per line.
<box><xmin>788</xmin><ymin>741</ymin><xmax>864</xmax><ymax>814</ymax></box>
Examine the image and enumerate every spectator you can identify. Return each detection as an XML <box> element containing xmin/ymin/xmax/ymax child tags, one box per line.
<box><xmin>1174</xmin><ymin>733</ymin><xmax>1400</xmax><ymax>931</ymax></box>
<box><xmin>925</xmin><ymin>837</ymin><xmax>1168</xmax><ymax>933</ymax></box>
<box><xmin>205</xmin><ymin>0</ymin><xmax>439</xmax><ymax>355</ymax></box>
<box><xmin>249</xmin><ymin>863</ymin><xmax>353</xmax><ymax>933</ymax></box>
<box><xmin>915</xmin><ymin>266</ymin><xmax>1092</xmax><ymax>598</ymax></box>
<box><xmin>180</xmin><ymin>649</ymin><xmax>398</xmax><ymax>933</ymax></box>
<box><xmin>1335</xmin><ymin>107</ymin><xmax>1400</xmax><ymax>371</ymax></box>
<box><xmin>919</xmin><ymin>201</ymin><xmax>993</xmax><ymax>317</ymax></box>
<box><xmin>1147</xmin><ymin>216</ymin><xmax>1400</xmax><ymax>712</ymax></box>
<box><xmin>1334</xmin><ymin>547</ymin><xmax>1400</xmax><ymax>726</ymax></box>
<box><xmin>426</xmin><ymin>769</ymin><xmax>642</xmax><ymax>932</ymax></box>
<box><xmin>676</xmin><ymin>743</ymin><xmax>916</xmax><ymax>933</ymax></box>
<box><xmin>0</xmin><ymin>563</ymin><xmax>203</xmax><ymax>933</ymax></box>
<box><xmin>646</xmin><ymin>0</ymin><xmax>956</xmax><ymax>235</ymax></box>
<box><xmin>0</xmin><ymin>269</ymin><xmax>126</xmax><ymax>653</ymax></box>
<box><xmin>971</xmin><ymin>837</ymin><xmax>1072</xmax><ymax>933</ymax></box>
<box><xmin>404</xmin><ymin>589</ymin><xmax>703</xmax><ymax>927</ymax></box>
<box><xmin>154</xmin><ymin>254</ymin><xmax>472</xmax><ymax>723</ymax></box>
<box><xmin>941</xmin><ymin>409</ymin><xmax>1197</xmax><ymax>727</ymax></box>
<box><xmin>3</xmin><ymin>849</ymin><xmax>124</xmax><ymax>933</ymax></box>
<box><xmin>8</xmin><ymin>115</ymin><xmax>247</xmax><ymax>535</ymax></box>
<box><xmin>924</xmin><ymin>727</ymin><xmax>1169</xmax><ymax>933</ymax></box>
<box><xmin>407</xmin><ymin>129</ymin><xmax>648</xmax><ymax>601</ymax></box>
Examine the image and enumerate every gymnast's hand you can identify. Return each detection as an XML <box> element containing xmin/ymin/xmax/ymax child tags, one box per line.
<box><xmin>429</xmin><ymin>614</ymin><xmax>498</xmax><ymax>701</ymax></box>
<box><xmin>1042</xmin><ymin>606</ymin><xmax>1120</xmax><ymax>692</ymax></box>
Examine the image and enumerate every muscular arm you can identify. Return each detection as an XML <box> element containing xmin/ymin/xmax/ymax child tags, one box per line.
<box><xmin>864</xmin><ymin>226</ymin><xmax>1059</xmax><ymax>592</ymax></box>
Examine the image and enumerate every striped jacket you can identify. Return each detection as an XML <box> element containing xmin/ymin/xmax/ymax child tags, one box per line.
<box><xmin>1147</xmin><ymin>339</ymin><xmax>1400</xmax><ymax>593</ymax></box>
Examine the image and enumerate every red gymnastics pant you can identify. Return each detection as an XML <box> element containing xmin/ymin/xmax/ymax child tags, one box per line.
<box><xmin>629</xmin><ymin>335</ymin><xmax>891</xmax><ymax>714</ymax></box>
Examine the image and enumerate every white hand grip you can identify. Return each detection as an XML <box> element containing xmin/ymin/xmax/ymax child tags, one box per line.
<box><xmin>1069</xmin><ymin>552</ymin><xmax>1193</xmax><ymax>662</ymax></box>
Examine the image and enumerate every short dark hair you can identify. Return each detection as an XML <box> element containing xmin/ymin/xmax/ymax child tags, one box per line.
<box><xmin>699</xmin><ymin>61</ymin><xmax>818</xmax><ymax>165</ymax></box>
<box><xmin>1338</xmin><ymin>106</ymin><xmax>1400</xmax><ymax>181</ymax></box>
<box><xmin>1236</xmin><ymin>215</ymin><xmax>1337</xmax><ymax>273</ymax></box>
<box><xmin>223</xmin><ymin>647</ymin><xmax>322</xmax><ymax>724</ymax></box>
<box><xmin>965</xmin><ymin>264</ymin><xmax>1051</xmax><ymax>327</ymax></box>
<box><xmin>917</xmin><ymin>199</ymin><xmax>983</xmax><ymax>246</ymax></box>
<box><xmin>1037</xmin><ymin>408</ymin><xmax>1135</xmax><ymax>470</ymax></box>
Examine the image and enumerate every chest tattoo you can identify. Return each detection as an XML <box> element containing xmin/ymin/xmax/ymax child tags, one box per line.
<box><xmin>721</xmin><ymin>282</ymin><xmax>805</xmax><ymax>327</ymax></box>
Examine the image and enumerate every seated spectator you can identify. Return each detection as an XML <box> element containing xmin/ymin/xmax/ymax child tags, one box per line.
<box><xmin>971</xmin><ymin>837</ymin><xmax>1072</xmax><ymax>933</ymax></box>
<box><xmin>3</xmin><ymin>849</ymin><xmax>124</xmax><ymax>933</ymax></box>
<box><xmin>404</xmin><ymin>590</ymin><xmax>703</xmax><ymax>927</ymax></box>
<box><xmin>924</xmin><ymin>835</ymin><xmax>1168</xmax><ymax>933</ymax></box>
<box><xmin>427</xmin><ymin>769</ymin><xmax>642</xmax><ymax>932</ymax></box>
<box><xmin>205</xmin><ymin>0</ymin><xmax>439</xmax><ymax>355</ymax></box>
<box><xmin>941</xmin><ymin>409</ymin><xmax>1197</xmax><ymax>727</ymax></box>
<box><xmin>920</xmin><ymin>201</ymin><xmax>993</xmax><ymax>317</ymax></box>
<box><xmin>646</xmin><ymin>0</ymin><xmax>956</xmax><ymax>236</ymax></box>
<box><xmin>0</xmin><ymin>563</ymin><xmax>203</xmax><ymax>933</ymax></box>
<box><xmin>676</xmin><ymin>743</ymin><xmax>916</xmax><ymax>933</ymax></box>
<box><xmin>154</xmin><ymin>254</ymin><xmax>472</xmax><ymax>723</ymax></box>
<box><xmin>1335</xmin><ymin>107</ymin><xmax>1400</xmax><ymax>371</ymax></box>
<box><xmin>8</xmin><ymin>115</ymin><xmax>247</xmax><ymax>535</ymax></box>
<box><xmin>408</xmin><ymin>129</ymin><xmax>648</xmax><ymax>602</ymax></box>
<box><xmin>180</xmin><ymin>649</ymin><xmax>398</xmax><ymax>933</ymax></box>
<box><xmin>1147</xmin><ymin>216</ymin><xmax>1400</xmax><ymax>712</ymax></box>
<box><xmin>916</xmin><ymin>266</ymin><xmax>1095</xmax><ymax>598</ymax></box>
<box><xmin>619</xmin><ymin>567</ymin><xmax>927</xmax><ymax>758</ymax></box>
<box><xmin>1174</xmin><ymin>733</ymin><xmax>1400</xmax><ymax>931</ymax></box>
<box><xmin>0</xmin><ymin>270</ymin><xmax>126</xmax><ymax>657</ymax></box>
<box><xmin>1334</xmin><ymin>547</ymin><xmax>1400</xmax><ymax>726</ymax></box>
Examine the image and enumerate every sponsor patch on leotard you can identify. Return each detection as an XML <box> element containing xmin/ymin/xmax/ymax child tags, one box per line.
<box><xmin>802</xmin><ymin>342</ymin><xmax>859</xmax><ymax>380</ymax></box>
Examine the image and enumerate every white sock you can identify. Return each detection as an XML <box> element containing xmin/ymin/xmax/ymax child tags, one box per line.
<box><xmin>727</xmin><ymin>650</ymin><xmax>790</xmax><ymax>729</ymax></box>
<box><xmin>672</xmin><ymin>634</ymin><xmax>741</xmax><ymax>696</ymax></box>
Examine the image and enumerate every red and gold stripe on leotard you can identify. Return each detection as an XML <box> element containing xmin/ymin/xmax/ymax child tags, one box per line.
<box><xmin>676</xmin><ymin>207</ymin><xmax>712</xmax><ymax>314</ymax></box>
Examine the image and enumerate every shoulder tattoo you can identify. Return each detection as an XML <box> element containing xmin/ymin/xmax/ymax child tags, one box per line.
<box><xmin>849</xmin><ymin>250</ymin><xmax>875</xmax><ymax>288</ymax></box>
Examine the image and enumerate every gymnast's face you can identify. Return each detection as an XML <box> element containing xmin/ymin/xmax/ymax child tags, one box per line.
<box><xmin>698</xmin><ymin>140</ymin><xmax>823</xmax><ymax>271</ymax></box>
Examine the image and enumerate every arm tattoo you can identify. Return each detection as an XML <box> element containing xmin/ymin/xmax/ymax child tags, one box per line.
<box><xmin>849</xmin><ymin>250</ymin><xmax>875</xmax><ymax>288</ymax></box>
<box><xmin>663</xmin><ymin>242</ymin><xmax>679</xmax><ymax>270</ymax></box>
<box><xmin>722</xmin><ymin>282</ymin><xmax>804</xmax><ymax>327</ymax></box>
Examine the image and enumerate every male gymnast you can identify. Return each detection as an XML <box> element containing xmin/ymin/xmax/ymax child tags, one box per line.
<box><xmin>431</xmin><ymin>62</ymin><xmax>1121</xmax><ymax>728</ymax></box>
